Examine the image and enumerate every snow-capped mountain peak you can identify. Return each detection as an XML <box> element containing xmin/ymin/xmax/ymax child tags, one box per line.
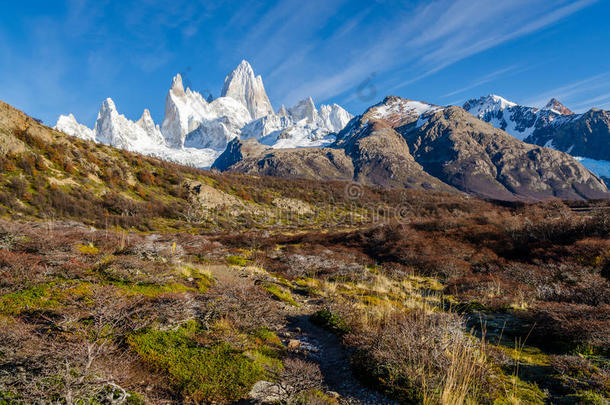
<box><xmin>365</xmin><ymin>96</ymin><xmax>441</xmax><ymax>127</ymax></box>
<box><xmin>55</xmin><ymin>60</ymin><xmax>353</xmax><ymax>169</ymax></box>
<box><xmin>54</xmin><ymin>113</ymin><xmax>95</xmax><ymax>142</ymax></box>
<box><xmin>170</xmin><ymin>73</ymin><xmax>186</xmax><ymax>94</ymax></box>
<box><xmin>289</xmin><ymin>97</ymin><xmax>317</xmax><ymax>123</ymax></box>
<box><xmin>277</xmin><ymin>105</ymin><xmax>289</xmax><ymax>117</ymax></box>
<box><xmin>93</xmin><ymin>98</ymin><xmax>165</xmax><ymax>150</ymax></box>
<box><xmin>463</xmin><ymin>94</ymin><xmax>518</xmax><ymax>118</ymax></box>
<box><xmin>544</xmin><ymin>98</ymin><xmax>574</xmax><ymax>115</ymax></box>
<box><xmin>221</xmin><ymin>60</ymin><xmax>274</xmax><ymax>120</ymax></box>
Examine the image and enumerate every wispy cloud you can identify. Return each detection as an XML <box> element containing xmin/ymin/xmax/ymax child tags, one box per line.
<box><xmin>0</xmin><ymin>0</ymin><xmax>604</xmax><ymax>123</ymax></box>
<box><xmin>441</xmin><ymin>66</ymin><xmax>521</xmax><ymax>98</ymax></box>
<box><xmin>572</xmin><ymin>92</ymin><xmax>610</xmax><ymax>109</ymax></box>
<box><xmin>438</xmin><ymin>63</ymin><xmax>548</xmax><ymax>100</ymax></box>
<box><xmin>387</xmin><ymin>0</ymin><xmax>597</xmax><ymax>94</ymax></box>
<box><xmin>523</xmin><ymin>72</ymin><xmax>610</xmax><ymax>108</ymax></box>
<box><xmin>233</xmin><ymin>0</ymin><xmax>599</xmax><ymax>109</ymax></box>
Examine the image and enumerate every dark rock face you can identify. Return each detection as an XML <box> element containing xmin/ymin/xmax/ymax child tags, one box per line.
<box><xmin>213</xmin><ymin>97</ymin><xmax>610</xmax><ymax>201</ymax></box>
<box><xmin>526</xmin><ymin>109</ymin><xmax>610</xmax><ymax>162</ymax></box>
<box><xmin>212</xmin><ymin>138</ymin><xmax>354</xmax><ymax>181</ymax></box>
<box><xmin>212</xmin><ymin>138</ymin><xmax>268</xmax><ymax>172</ymax></box>
<box><xmin>399</xmin><ymin>107</ymin><xmax>609</xmax><ymax>201</ymax></box>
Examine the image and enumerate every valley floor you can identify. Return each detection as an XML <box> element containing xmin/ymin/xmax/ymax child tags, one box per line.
<box><xmin>0</xmin><ymin>206</ymin><xmax>608</xmax><ymax>404</ymax></box>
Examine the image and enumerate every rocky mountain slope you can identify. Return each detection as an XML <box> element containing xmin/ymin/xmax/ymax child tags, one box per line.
<box><xmin>464</xmin><ymin>95</ymin><xmax>610</xmax><ymax>182</ymax></box>
<box><xmin>215</xmin><ymin>96</ymin><xmax>610</xmax><ymax>201</ymax></box>
<box><xmin>54</xmin><ymin>61</ymin><xmax>352</xmax><ymax>168</ymax></box>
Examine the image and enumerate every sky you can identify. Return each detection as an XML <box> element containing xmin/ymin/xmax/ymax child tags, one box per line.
<box><xmin>1</xmin><ymin>0</ymin><xmax>610</xmax><ymax>127</ymax></box>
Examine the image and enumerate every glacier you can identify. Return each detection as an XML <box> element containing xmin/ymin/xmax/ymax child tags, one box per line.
<box><xmin>54</xmin><ymin>60</ymin><xmax>352</xmax><ymax>169</ymax></box>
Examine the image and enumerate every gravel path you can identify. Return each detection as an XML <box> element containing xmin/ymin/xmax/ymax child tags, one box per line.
<box><xmin>281</xmin><ymin>313</ymin><xmax>396</xmax><ymax>405</ymax></box>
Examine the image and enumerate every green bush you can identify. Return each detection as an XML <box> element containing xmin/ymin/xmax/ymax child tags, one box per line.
<box><xmin>310</xmin><ymin>308</ymin><xmax>349</xmax><ymax>335</ymax></box>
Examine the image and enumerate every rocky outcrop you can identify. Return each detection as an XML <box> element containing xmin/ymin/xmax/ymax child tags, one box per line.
<box><xmin>544</xmin><ymin>98</ymin><xmax>574</xmax><ymax>115</ymax></box>
<box><xmin>212</xmin><ymin>138</ymin><xmax>354</xmax><ymax>181</ymax></box>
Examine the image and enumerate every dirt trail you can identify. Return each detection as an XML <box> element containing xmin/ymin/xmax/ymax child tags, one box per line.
<box><xmin>207</xmin><ymin>265</ymin><xmax>394</xmax><ymax>404</ymax></box>
<box><xmin>281</xmin><ymin>313</ymin><xmax>396</xmax><ymax>404</ymax></box>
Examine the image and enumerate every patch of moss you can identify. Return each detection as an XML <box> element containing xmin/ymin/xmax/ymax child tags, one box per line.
<box><xmin>495</xmin><ymin>344</ymin><xmax>550</xmax><ymax>367</ymax></box>
<box><xmin>251</xmin><ymin>328</ymin><xmax>283</xmax><ymax>348</ymax></box>
<box><xmin>113</xmin><ymin>281</ymin><xmax>193</xmax><ymax>297</ymax></box>
<box><xmin>0</xmin><ymin>390</ymin><xmax>20</xmax><ymax>404</ymax></box>
<box><xmin>125</xmin><ymin>392</ymin><xmax>145</xmax><ymax>404</ymax></box>
<box><xmin>263</xmin><ymin>282</ymin><xmax>299</xmax><ymax>307</ymax></box>
<box><xmin>493</xmin><ymin>374</ymin><xmax>546</xmax><ymax>404</ymax></box>
<box><xmin>226</xmin><ymin>255</ymin><xmax>250</xmax><ymax>267</ymax></box>
<box><xmin>177</xmin><ymin>265</ymin><xmax>214</xmax><ymax>293</ymax></box>
<box><xmin>128</xmin><ymin>322</ymin><xmax>267</xmax><ymax>403</ymax></box>
<box><xmin>293</xmin><ymin>389</ymin><xmax>339</xmax><ymax>405</ymax></box>
<box><xmin>76</xmin><ymin>243</ymin><xmax>100</xmax><ymax>255</ymax></box>
<box><xmin>0</xmin><ymin>281</ymin><xmax>92</xmax><ymax>315</ymax></box>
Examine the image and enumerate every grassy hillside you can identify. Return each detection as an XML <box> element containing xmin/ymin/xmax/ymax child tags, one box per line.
<box><xmin>0</xmin><ymin>101</ymin><xmax>609</xmax><ymax>404</ymax></box>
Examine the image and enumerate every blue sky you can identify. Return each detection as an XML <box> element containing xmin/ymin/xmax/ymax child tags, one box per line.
<box><xmin>1</xmin><ymin>0</ymin><xmax>609</xmax><ymax>127</ymax></box>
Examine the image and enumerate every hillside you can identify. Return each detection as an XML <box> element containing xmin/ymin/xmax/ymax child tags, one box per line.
<box><xmin>0</xmin><ymin>100</ymin><xmax>609</xmax><ymax>404</ymax></box>
<box><xmin>2</xmin><ymin>99</ymin><xmax>436</xmax><ymax>233</ymax></box>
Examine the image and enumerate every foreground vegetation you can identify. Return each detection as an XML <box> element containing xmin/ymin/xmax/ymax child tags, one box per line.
<box><xmin>0</xmin><ymin>102</ymin><xmax>609</xmax><ymax>403</ymax></box>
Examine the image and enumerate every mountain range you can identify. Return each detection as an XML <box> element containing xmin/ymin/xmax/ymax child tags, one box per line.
<box><xmin>52</xmin><ymin>61</ymin><xmax>610</xmax><ymax>201</ymax></box>
<box><xmin>463</xmin><ymin>94</ymin><xmax>610</xmax><ymax>181</ymax></box>
<box><xmin>55</xmin><ymin>60</ymin><xmax>352</xmax><ymax>168</ymax></box>
<box><xmin>214</xmin><ymin>96</ymin><xmax>608</xmax><ymax>201</ymax></box>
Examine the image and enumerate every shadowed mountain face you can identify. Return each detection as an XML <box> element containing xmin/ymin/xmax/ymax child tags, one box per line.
<box><xmin>212</xmin><ymin>138</ymin><xmax>355</xmax><ymax>182</ymax></box>
<box><xmin>527</xmin><ymin>109</ymin><xmax>610</xmax><ymax>162</ymax></box>
<box><xmin>214</xmin><ymin>96</ymin><xmax>610</xmax><ymax>201</ymax></box>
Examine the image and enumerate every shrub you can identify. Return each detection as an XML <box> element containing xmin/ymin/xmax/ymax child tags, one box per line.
<box><xmin>7</xmin><ymin>177</ymin><xmax>27</xmax><ymax>200</ymax></box>
<box><xmin>136</xmin><ymin>170</ymin><xmax>155</xmax><ymax>186</ymax></box>
<box><xmin>310</xmin><ymin>308</ymin><xmax>349</xmax><ymax>335</ymax></box>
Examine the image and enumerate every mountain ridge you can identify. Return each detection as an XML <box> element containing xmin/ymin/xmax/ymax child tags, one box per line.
<box><xmin>463</xmin><ymin>95</ymin><xmax>610</xmax><ymax>181</ymax></box>
<box><xmin>214</xmin><ymin>96</ymin><xmax>609</xmax><ymax>201</ymax></box>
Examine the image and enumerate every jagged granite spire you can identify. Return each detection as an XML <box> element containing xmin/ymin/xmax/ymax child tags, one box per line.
<box><xmin>221</xmin><ymin>60</ymin><xmax>274</xmax><ymax>120</ymax></box>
